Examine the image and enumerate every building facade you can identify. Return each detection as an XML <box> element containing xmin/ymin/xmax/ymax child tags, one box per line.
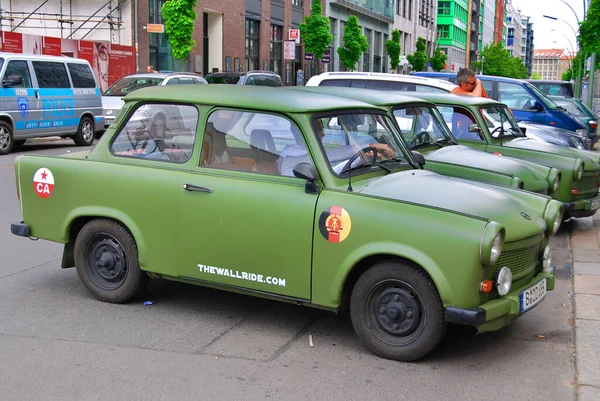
<box><xmin>480</xmin><ymin>0</ymin><xmax>496</xmax><ymax>51</ymax></box>
<box><xmin>436</xmin><ymin>0</ymin><xmax>469</xmax><ymax>72</ymax></box>
<box><xmin>522</xmin><ymin>15</ymin><xmax>534</xmax><ymax>77</ymax></box>
<box><xmin>504</xmin><ymin>0</ymin><xmax>522</xmax><ymax>58</ymax></box>
<box><xmin>493</xmin><ymin>0</ymin><xmax>506</xmax><ymax>44</ymax></box>
<box><xmin>393</xmin><ymin>0</ymin><xmax>437</xmax><ymax>73</ymax></box>
<box><xmin>532</xmin><ymin>48</ymin><xmax>571</xmax><ymax>80</ymax></box>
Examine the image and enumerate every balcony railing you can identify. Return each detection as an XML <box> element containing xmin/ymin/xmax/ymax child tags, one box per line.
<box><xmin>332</xmin><ymin>0</ymin><xmax>394</xmax><ymax>23</ymax></box>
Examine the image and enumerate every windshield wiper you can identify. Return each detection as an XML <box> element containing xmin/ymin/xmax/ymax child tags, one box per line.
<box><xmin>341</xmin><ymin>162</ymin><xmax>374</xmax><ymax>175</ymax></box>
<box><xmin>411</xmin><ymin>140</ymin><xmax>439</xmax><ymax>149</ymax></box>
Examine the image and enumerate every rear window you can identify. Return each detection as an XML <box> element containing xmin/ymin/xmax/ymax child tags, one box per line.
<box><xmin>103</xmin><ymin>77</ymin><xmax>164</xmax><ymax>96</ymax></box>
<box><xmin>67</xmin><ymin>63</ymin><xmax>96</xmax><ymax>88</ymax></box>
<box><xmin>320</xmin><ymin>79</ymin><xmax>351</xmax><ymax>87</ymax></box>
<box><xmin>32</xmin><ymin>61</ymin><xmax>70</xmax><ymax>88</ymax></box>
<box><xmin>530</xmin><ymin>82</ymin><xmax>574</xmax><ymax>97</ymax></box>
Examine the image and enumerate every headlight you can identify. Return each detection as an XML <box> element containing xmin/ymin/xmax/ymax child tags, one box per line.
<box><xmin>575</xmin><ymin>128</ymin><xmax>588</xmax><ymax>138</ymax></box>
<box><xmin>480</xmin><ymin>222</ymin><xmax>505</xmax><ymax>266</ymax></box>
<box><xmin>544</xmin><ymin>200</ymin><xmax>563</xmax><ymax>236</ymax></box>
<box><xmin>496</xmin><ymin>267</ymin><xmax>512</xmax><ymax>296</ymax></box>
<box><xmin>573</xmin><ymin>160</ymin><xmax>584</xmax><ymax>181</ymax></box>
<box><xmin>542</xmin><ymin>245</ymin><xmax>552</xmax><ymax>273</ymax></box>
<box><xmin>570</xmin><ymin>136</ymin><xmax>584</xmax><ymax>149</ymax></box>
<box><xmin>547</xmin><ymin>169</ymin><xmax>561</xmax><ymax>194</ymax></box>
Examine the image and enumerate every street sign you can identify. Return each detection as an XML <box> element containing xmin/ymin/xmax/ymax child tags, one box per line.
<box><xmin>289</xmin><ymin>29</ymin><xmax>300</xmax><ymax>43</ymax></box>
<box><xmin>305</xmin><ymin>53</ymin><xmax>314</xmax><ymax>61</ymax></box>
<box><xmin>284</xmin><ymin>41</ymin><xmax>296</xmax><ymax>60</ymax></box>
<box><xmin>146</xmin><ymin>24</ymin><xmax>164</xmax><ymax>33</ymax></box>
<box><xmin>321</xmin><ymin>48</ymin><xmax>331</xmax><ymax>64</ymax></box>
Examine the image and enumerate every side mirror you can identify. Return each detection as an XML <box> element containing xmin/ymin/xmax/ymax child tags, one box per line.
<box><xmin>3</xmin><ymin>75</ymin><xmax>22</xmax><ymax>87</ymax></box>
<box><xmin>528</xmin><ymin>102</ymin><xmax>544</xmax><ymax>112</ymax></box>
<box><xmin>293</xmin><ymin>162</ymin><xmax>320</xmax><ymax>194</ymax></box>
<box><xmin>468</xmin><ymin>123</ymin><xmax>481</xmax><ymax>132</ymax></box>
<box><xmin>411</xmin><ymin>150</ymin><xmax>426</xmax><ymax>167</ymax></box>
<box><xmin>520</xmin><ymin>126</ymin><xmax>527</xmax><ymax>134</ymax></box>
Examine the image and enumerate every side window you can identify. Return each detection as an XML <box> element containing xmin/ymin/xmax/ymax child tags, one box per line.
<box><xmin>450</xmin><ymin>107</ymin><xmax>481</xmax><ymax>140</ymax></box>
<box><xmin>319</xmin><ymin>79</ymin><xmax>351</xmax><ymax>87</ymax></box>
<box><xmin>32</xmin><ymin>61</ymin><xmax>70</xmax><ymax>88</ymax></box>
<box><xmin>480</xmin><ymin>79</ymin><xmax>493</xmax><ymax>96</ymax></box>
<box><xmin>3</xmin><ymin>60</ymin><xmax>32</xmax><ymax>88</ymax></box>
<box><xmin>165</xmin><ymin>78</ymin><xmax>181</xmax><ymax>85</ymax></box>
<box><xmin>414</xmin><ymin>84</ymin><xmax>449</xmax><ymax>94</ymax></box>
<box><xmin>67</xmin><ymin>63</ymin><xmax>96</xmax><ymax>88</ymax></box>
<box><xmin>367</xmin><ymin>80</ymin><xmax>409</xmax><ymax>91</ymax></box>
<box><xmin>245</xmin><ymin>76</ymin><xmax>256</xmax><ymax>85</ymax></box>
<box><xmin>200</xmin><ymin>110</ymin><xmax>307</xmax><ymax>177</ymax></box>
<box><xmin>178</xmin><ymin>77</ymin><xmax>195</xmax><ymax>85</ymax></box>
<box><xmin>498</xmin><ymin>82</ymin><xmax>536</xmax><ymax>110</ymax></box>
<box><xmin>110</xmin><ymin>103</ymin><xmax>198</xmax><ymax>163</ymax></box>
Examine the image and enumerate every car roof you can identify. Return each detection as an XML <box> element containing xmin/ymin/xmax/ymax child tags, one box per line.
<box><xmin>527</xmin><ymin>80</ymin><xmax>571</xmax><ymax>84</ymax></box>
<box><xmin>0</xmin><ymin>52</ymin><xmax>90</xmax><ymax>64</ymax></box>
<box><xmin>290</xmin><ymin>86</ymin><xmax>432</xmax><ymax>107</ymax></box>
<box><xmin>125</xmin><ymin>85</ymin><xmax>384</xmax><ymax>113</ymax></box>
<box><xmin>411</xmin><ymin>92</ymin><xmax>502</xmax><ymax>106</ymax></box>
<box><xmin>122</xmin><ymin>72</ymin><xmax>203</xmax><ymax>79</ymax></box>
<box><xmin>307</xmin><ymin>72</ymin><xmax>457</xmax><ymax>90</ymax></box>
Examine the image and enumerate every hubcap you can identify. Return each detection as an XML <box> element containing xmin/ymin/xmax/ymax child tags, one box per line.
<box><xmin>375</xmin><ymin>288</ymin><xmax>420</xmax><ymax>336</ymax></box>
<box><xmin>84</xmin><ymin>235</ymin><xmax>127</xmax><ymax>290</ymax></box>
<box><xmin>0</xmin><ymin>127</ymin><xmax>9</xmax><ymax>149</ymax></box>
<box><xmin>82</xmin><ymin>122</ymin><xmax>93</xmax><ymax>142</ymax></box>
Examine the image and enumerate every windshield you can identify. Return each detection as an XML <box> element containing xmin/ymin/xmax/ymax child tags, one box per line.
<box><xmin>480</xmin><ymin>105</ymin><xmax>525</xmax><ymax>139</ymax></box>
<box><xmin>392</xmin><ymin>106</ymin><xmax>454</xmax><ymax>148</ymax></box>
<box><xmin>553</xmin><ymin>99</ymin><xmax>586</xmax><ymax>117</ymax></box>
<box><xmin>103</xmin><ymin>77</ymin><xmax>165</xmax><ymax>96</ymax></box>
<box><xmin>524</xmin><ymin>82</ymin><xmax>560</xmax><ymax>110</ymax></box>
<box><xmin>315</xmin><ymin>112</ymin><xmax>411</xmax><ymax>176</ymax></box>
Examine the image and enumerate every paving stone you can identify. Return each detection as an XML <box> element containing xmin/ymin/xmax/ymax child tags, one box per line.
<box><xmin>575</xmin><ymin>319</ymin><xmax>600</xmax><ymax>386</ymax></box>
<box><xmin>577</xmin><ymin>385</ymin><xmax>600</xmax><ymax>401</ymax></box>
<box><xmin>572</xmin><ymin>249</ymin><xmax>600</xmax><ymax>263</ymax></box>
<box><xmin>571</xmin><ymin>234</ymin><xmax>600</xmax><ymax>250</ymax></box>
<box><xmin>574</xmin><ymin>262</ymin><xmax>600</xmax><ymax>276</ymax></box>
<box><xmin>575</xmin><ymin>294</ymin><xmax>600</xmax><ymax>321</ymax></box>
<box><xmin>574</xmin><ymin>275</ymin><xmax>600</xmax><ymax>295</ymax></box>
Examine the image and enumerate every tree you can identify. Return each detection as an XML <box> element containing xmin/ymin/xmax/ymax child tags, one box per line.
<box><xmin>406</xmin><ymin>37</ymin><xmax>427</xmax><ymax>72</ymax></box>
<box><xmin>161</xmin><ymin>0</ymin><xmax>197</xmax><ymax>61</ymax></box>
<box><xmin>532</xmin><ymin>72</ymin><xmax>543</xmax><ymax>80</ymax></box>
<box><xmin>299</xmin><ymin>0</ymin><xmax>333</xmax><ymax>64</ymax></box>
<box><xmin>579</xmin><ymin>0</ymin><xmax>600</xmax><ymax>58</ymax></box>
<box><xmin>429</xmin><ymin>47</ymin><xmax>447</xmax><ymax>72</ymax></box>
<box><xmin>470</xmin><ymin>43</ymin><xmax>528</xmax><ymax>78</ymax></box>
<box><xmin>385</xmin><ymin>29</ymin><xmax>401</xmax><ymax>71</ymax></box>
<box><xmin>337</xmin><ymin>15</ymin><xmax>369</xmax><ymax>71</ymax></box>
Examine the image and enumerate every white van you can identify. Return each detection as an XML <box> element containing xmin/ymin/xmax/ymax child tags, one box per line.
<box><xmin>0</xmin><ymin>52</ymin><xmax>104</xmax><ymax>155</ymax></box>
<box><xmin>305</xmin><ymin>72</ymin><xmax>457</xmax><ymax>93</ymax></box>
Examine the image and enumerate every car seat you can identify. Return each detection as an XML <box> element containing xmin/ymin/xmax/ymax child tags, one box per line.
<box><xmin>250</xmin><ymin>129</ymin><xmax>279</xmax><ymax>174</ymax></box>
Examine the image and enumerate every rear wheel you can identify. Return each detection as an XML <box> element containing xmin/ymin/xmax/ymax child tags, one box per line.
<box><xmin>0</xmin><ymin>121</ymin><xmax>14</xmax><ymax>155</ymax></box>
<box><xmin>73</xmin><ymin>116</ymin><xmax>95</xmax><ymax>146</ymax></box>
<box><xmin>350</xmin><ymin>261</ymin><xmax>446</xmax><ymax>362</ymax></box>
<box><xmin>74</xmin><ymin>219</ymin><xmax>148</xmax><ymax>303</ymax></box>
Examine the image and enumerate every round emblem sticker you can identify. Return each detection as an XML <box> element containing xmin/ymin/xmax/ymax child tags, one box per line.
<box><xmin>33</xmin><ymin>168</ymin><xmax>55</xmax><ymax>198</ymax></box>
<box><xmin>319</xmin><ymin>206</ymin><xmax>352</xmax><ymax>243</ymax></box>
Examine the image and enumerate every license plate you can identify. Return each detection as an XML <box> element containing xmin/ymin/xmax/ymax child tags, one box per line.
<box><xmin>591</xmin><ymin>196</ymin><xmax>600</xmax><ymax>211</ymax></box>
<box><xmin>520</xmin><ymin>278</ymin><xmax>547</xmax><ymax>313</ymax></box>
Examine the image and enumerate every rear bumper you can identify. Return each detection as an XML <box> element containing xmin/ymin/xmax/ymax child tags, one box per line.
<box><xmin>568</xmin><ymin>194</ymin><xmax>600</xmax><ymax>217</ymax></box>
<box><xmin>11</xmin><ymin>221</ymin><xmax>30</xmax><ymax>237</ymax></box>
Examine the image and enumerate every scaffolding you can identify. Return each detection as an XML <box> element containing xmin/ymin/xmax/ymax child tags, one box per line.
<box><xmin>0</xmin><ymin>0</ymin><xmax>124</xmax><ymax>41</ymax></box>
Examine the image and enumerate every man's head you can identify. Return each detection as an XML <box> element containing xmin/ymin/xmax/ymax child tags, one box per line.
<box><xmin>456</xmin><ymin>68</ymin><xmax>477</xmax><ymax>92</ymax></box>
<box><xmin>146</xmin><ymin>65</ymin><xmax>154</xmax><ymax>73</ymax></box>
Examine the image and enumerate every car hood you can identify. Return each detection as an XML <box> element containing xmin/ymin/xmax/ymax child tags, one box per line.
<box><xmin>359</xmin><ymin>170</ymin><xmax>546</xmax><ymax>242</ymax></box>
<box><xmin>101</xmin><ymin>96</ymin><xmax>125</xmax><ymax>111</ymax></box>
<box><xmin>504</xmin><ymin>137</ymin><xmax>600</xmax><ymax>168</ymax></box>
<box><xmin>425</xmin><ymin>145</ymin><xmax>550</xmax><ymax>189</ymax></box>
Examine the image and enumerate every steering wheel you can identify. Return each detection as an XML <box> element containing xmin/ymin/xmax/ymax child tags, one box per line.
<box><xmin>490</xmin><ymin>126</ymin><xmax>504</xmax><ymax>138</ymax></box>
<box><xmin>340</xmin><ymin>146</ymin><xmax>381</xmax><ymax>174</ymax></box>
<box><xmin>409</xmin><ymin>131</ymin><xmax>430</xmax><ymax>147</ymax></box>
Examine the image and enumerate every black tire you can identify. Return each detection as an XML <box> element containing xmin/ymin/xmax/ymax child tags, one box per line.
<box><xmin>73</xmin><ymin>116</ymin><xmax>95</xmax><ymax>146</ymax></box>
<box><xmin>74</xmin><ymin>219</ymin><xmax>148</xmax><ymax>303</ymax></box>
<box><xmin>94</xmin><ymin>130</ymin><xmax>105</xmax><ymax>139</ymax></box>
<box><xmin>13</xmin><ymin>139</ymin><xmax>26</xmax><ymax>147</ymax></box>
<box><xmin>350</xmin><ymin>261</ymin><xmax>446</xmax><ymax>362</ymax></box>
<box><xmin>0</xmin><ymin>121</ymin><xmax>14</xmax><ymax>155</ymax></box>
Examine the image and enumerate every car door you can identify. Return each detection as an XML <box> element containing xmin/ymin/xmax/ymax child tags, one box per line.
<box><xmin>497</xmin><ymin>81</ymin><xmax>547</xmax><ymax>125</ymax></box>
<box><xmin>176</xmin><ymin>108</ymin><xmax>317</xmax><ymax>300</ymax></box>
<box><xmin>1</xmin><ymin>59</ymin><xmax>40</xmax><ymax>134</ymax></box>
<box><xmin>31</xmin><ymin>60</ymin><xmax>74</xmax><ymax>135</ymax></box>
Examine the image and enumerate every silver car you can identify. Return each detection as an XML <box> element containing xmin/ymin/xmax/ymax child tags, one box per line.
<box><xmin>101</xmin><ymin>72</ymin><xmax>207</xmax><ymax>134</ymax></box>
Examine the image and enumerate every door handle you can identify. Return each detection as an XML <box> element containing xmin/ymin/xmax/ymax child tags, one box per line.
<box><xmin>183</xmin><ymin>184</ymin><xmax>212</xmax><ymax>193</ymax></box>
<box><xmin>35</xmin><ymin>90</ymin><xmax>39</xmax><ymax>99</ymax></box>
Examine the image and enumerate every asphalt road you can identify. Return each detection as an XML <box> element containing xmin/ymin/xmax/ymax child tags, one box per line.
<box><xmin>0</xmin><ymin>139</ymin><xmax>578</xmax><ymax>401</ymax></box>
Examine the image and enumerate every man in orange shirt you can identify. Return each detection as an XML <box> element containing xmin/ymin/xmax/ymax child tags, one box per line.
<box><xmin>451</xmin><ymin>67</ymin><xmax>489</xmax><ymax>98</ymax></box>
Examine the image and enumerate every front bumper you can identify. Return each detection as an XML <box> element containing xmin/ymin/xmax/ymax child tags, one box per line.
<box><xmin>103</xmin><ymin>116</ymin><xmax>116</xmax><ymax>129</ymax></box>
<box><xmin>11</xmin><ymin>221</ymin><xmax>30</xmax><ymax>237</ymax></box>
<box><xmin>444</xmin><ymin>268</ymin><xmax>555</xmax><ymax>333</ymax></box>
<box><xmin>567</xmin><ymin>194</ymin><xmax>600</xmax><ymax>218</ymax></box>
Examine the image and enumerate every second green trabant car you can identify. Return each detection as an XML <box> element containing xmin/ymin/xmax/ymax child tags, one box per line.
<box><xmin>292</xmin><ymin>86</ymin><xmax>562</xmax><ymax>195</ymax></box>
<box><xmin>415</xmin><ymin>93</ymin><xmax>600</xmax><ymax>219</ymax></box>
<box><xmin>11</xmin><ymin>85</ymin><xmax>562</xmax><ymax>361</ymax></box>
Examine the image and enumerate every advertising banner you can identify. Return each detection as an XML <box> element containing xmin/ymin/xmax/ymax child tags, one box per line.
<box><xmin>2</xmin><ymin>32</ymin><xmax>23</xmax><ymax>53</ymax></box>
<box><xmin>42</xmin><ymin>36</ymin><xmax>62</xmax><ymax>56</ymax></box>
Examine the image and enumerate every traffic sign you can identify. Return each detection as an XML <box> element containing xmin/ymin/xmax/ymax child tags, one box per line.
<box><xmin>289</xmin><ymin>29</ymin><xmax>300</xmax><ymax>43</ymax></box>
<box><xmin>146</xmin><ymin>24</ymin><xmax>164</xmax><ymax>33</ymax></box>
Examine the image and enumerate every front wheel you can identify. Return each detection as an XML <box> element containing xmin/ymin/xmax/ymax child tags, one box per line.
<box><xmin>74</xmin><ymin>219</ymin><xmax>148</xmax><ymax>303</ymax></box>
<box><xmin>73</xmin><ymin>116</ymin><xmax>95</xmax><ymax>146</ymax></box>
<box><xmin>350</xmin><ymin>261</ymin><xmax>446</xmax><ymax>362</ymax></box>
<box><xmin>0</xmin><ymin>121</ymin><xmax>14</xmax><ymax>155</ymax></box>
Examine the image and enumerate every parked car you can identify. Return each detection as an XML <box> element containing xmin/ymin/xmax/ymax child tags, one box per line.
<box><xmin>0</xmin><ymin>52</ymin><xmax>104</xmax><ymax>154</ymax></box>
<box><xmin>519</xmin><ymin>122</ymin><xmax>587</xmax><ymax>150</ymax></box>
<box><xmin>294</xmin><ymin>86</ymin><xmax>561</xmax><ymax>195</ymax></box>
<box><xmin>527</xmin><ymin>80</ymin><xmax>575</xmax><ymax>98</ymax></box>
<box><xmin>101</xmin><ymin>72</ymin><xmax>207</xmax><ymax>132</ymax></box>
<box><xmin>205</xmin><ymin>70</ymin><xmax>282</xmax><ymax>86</ymax></box>
<box><xmin>411</xmin><ymin>72</ymin><xmax>589</xmax><ymax>136</ymax></box>
<box><xmin>548</xmin><ymin>95</ymin><xmax>597</xmax><ymax>143</ymax></box>
<box><xmin>413</xmin><ymin>93</ymin><xmax>600</xmax><ymax>219</ymax></box>
<box><xmin>11</xmin><ymin>85</ymin><xmax>562</xmax><ymax>362</ymax></box>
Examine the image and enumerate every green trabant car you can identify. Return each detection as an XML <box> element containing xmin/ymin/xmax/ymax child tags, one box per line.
<box><xmin>293</xmin><ymin>86</ymin><xmax>561</xmax><ymax>195</ymax></box>
<box><xmin>11</xmin><ymin>85</ymin><xmax>563</xmax><ymax>361</ymax></box>
<box><xmin>415</xmin><ymin>94</ymin><xmax>600</xmax><ymax>219</ymax></box>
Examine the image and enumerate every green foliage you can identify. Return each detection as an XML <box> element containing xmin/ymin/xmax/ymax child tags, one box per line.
<box><xmin>299</xmin><ymin>0</ymin><xmax>333</xmax><ymax>60</ymax></box>
<box><xmin>532</xmin><ymin>72</ymin><xmax>543</xmax><ymax>80</ymax></box>
<box><xmin>337</xmin><ymin>15</ymin><xmax>369</xmax><ymax>71</ymax></box>
<box><xmin>470</xmin><ymin>43</ymin><xmax>528</xmax><ymax>78</ymax></box>
<box><xmin>406</xmin><ymin>37</ymin><xmax>427</xmax><ymax>72</ymax></box>
<box><xmin>429</xmin><ymin>47</ymin><xmax>447</xmax><ymax>72</ymax></box>
<box><xmin>579</xmin><ymin>0</ymin><xmax>600</xmax><ymax>56</ymax></box>
<box><xmin>161</xmin><ymin>0</ymin><xmax>197</xmax><ymax>61</ymax></box>
<box><xmin>385</xmin><ymin>29</ymin><xmax>401</xmax><ymax>70</ymax></box>
<box><xmin>562</xmin><ymin>69</ymin><xmax>572</xmax><ymax>81</ymax></box>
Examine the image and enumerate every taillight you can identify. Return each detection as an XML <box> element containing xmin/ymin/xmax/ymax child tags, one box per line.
<box><xmin>589</xmin><ymin>120</ymin><xmax>597</xmax><ymax>130</ymax></box>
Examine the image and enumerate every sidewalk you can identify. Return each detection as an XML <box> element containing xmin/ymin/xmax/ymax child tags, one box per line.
<box><xmin>572</xmin><ymin>212</ymin><xmax>600</xmax><ymax>400</ymax></box>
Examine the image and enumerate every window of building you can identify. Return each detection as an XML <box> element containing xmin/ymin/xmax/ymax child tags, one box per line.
<box><xmin>292</xmin><ymin>0</ymin><xmax>303</xmax><ymax>5</ymax></box>
<box><xmin>373</xmin><ymin>31</ymin><xmax>382</xmax><ymax>73</ymax></box>
<box><xmin>382</xmin><ymin>33</ymin><xmax>388</xmax><ymax>73</ymax></box>
<box><xmin>363</xmin><ymin>28</ymin><xmax>372</xmax><ymax>72</ymax></box>
<box><xmin>270</xmin><ymin>24</ymin><xmax>282</xmax><ymax>77</ymax></box>
<box><xmin>246</xmin><ymin>19</ymin><xmax>260</xmax><ymax>72</ymax></box>
<box><xmin>438</xmin><ymin>1</ymin><xmax>451</xmax><ymax>15</ymax></box>
<box><xmin>438</xmin><ymin>25</ymin><xmax>450</xmax><ymax>39</ymax></box>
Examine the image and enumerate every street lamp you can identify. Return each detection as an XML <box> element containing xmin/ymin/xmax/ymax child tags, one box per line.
<box><xmin>551</xmin><ymin>30</ymin><xmax>576</xmax><ymax>77</ymax></box>
<box><xmin>481</xmin><ymin>56</ymin><xmax>485</xmax><ymax>75</ymax></box>
<box><xmin>543</xmin><ymin>14</ymin><xmax>582</xmax><ymax>98</ymax></box>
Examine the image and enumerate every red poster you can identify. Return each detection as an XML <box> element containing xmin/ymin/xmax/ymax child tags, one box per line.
<box><xmin>77</xmin><ymin>40</ymin><xmax>94</xmax><ymax>65</ymax></box>
<box><xmin>42</xmin><ymin>36</ymin><xmax>62</xmax><ymax>56</ymax></box>
<box><xmin>2</xmin><ymin>31</ymin><xmax>23</xmax><ymax>53</ymax></box>
<box><xmin>108</xmin><ymin>43</ymin><xmax>136</xmax><ymax>88</ymax></box>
